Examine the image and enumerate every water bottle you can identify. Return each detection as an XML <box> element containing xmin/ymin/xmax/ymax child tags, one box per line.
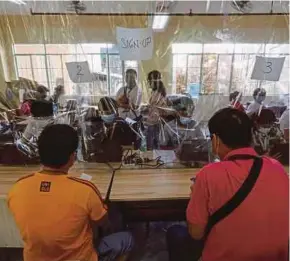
<box><xmin>53</xmin><ymin>103</ymin><xmax>58</xmax><ymax>116</ymax></box>
<box><xmin>140</xmin><ymin>137</ymin><xmax>147</xmax><ymax>152</ymax></box>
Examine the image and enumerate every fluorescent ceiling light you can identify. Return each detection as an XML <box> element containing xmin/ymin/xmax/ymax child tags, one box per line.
<box><xmin>152</xmin><ymin>14</ymin><xmax>169</xmax><ymax>31</ymax></box>
<box><xmin>8</xmin><ymin>0</ymin><xmax>26</xmax><ymax>5</ymax></box>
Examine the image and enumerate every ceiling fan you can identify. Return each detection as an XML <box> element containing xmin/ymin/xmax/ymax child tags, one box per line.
<box><xmin>231</xmin><ymin>1</ymin><xmax>253</xmax><ymax>13</ymax></box>
<box><xmin>8</xmin><ymin>0</ymin><xmax>26</xmax><ymax>5</ymax></box>
<box><xmin>67</xmin><ymin>1</ymin><xmax>86</xmax><ymax>14</ymax></box>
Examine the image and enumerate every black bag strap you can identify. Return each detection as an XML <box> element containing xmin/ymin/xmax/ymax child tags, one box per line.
<box><xmin>203</xmin><ymin>154</ymin><xmax>263</xmax><ymax>242</ymax></box>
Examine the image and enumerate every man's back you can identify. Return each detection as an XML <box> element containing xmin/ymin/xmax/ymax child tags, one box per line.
<box><xmin>187</xmin><ymin>148</ymin><xmax>289</xmax><ymax>261</ymax></box>
<box><xmin>8</xmin><ymin>171</ymin><xmax>107</xmax><ymax>261</ymax></box>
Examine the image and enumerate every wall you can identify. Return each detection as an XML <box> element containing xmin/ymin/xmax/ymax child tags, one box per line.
<box><xmin>0</xmin><ymin>14</ymin><xmax>288</xmax><ymax>98</ymax></box>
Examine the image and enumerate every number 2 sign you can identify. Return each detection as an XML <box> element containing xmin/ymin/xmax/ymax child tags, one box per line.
<box><xmin>66</xmin><ymin>61</ymin><xmax>93</xmax><ymax>83</ymax></box>
<box><xmin>251</xmin><ymin>56</ymin><xmax>285</xmax><ymax>82</ymax></box>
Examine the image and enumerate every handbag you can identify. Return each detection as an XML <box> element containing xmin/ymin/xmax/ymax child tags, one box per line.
<box><xmin>196</xmin><ymin>154</ymin><xmax>263</xmax><ymax>259</ymax></box>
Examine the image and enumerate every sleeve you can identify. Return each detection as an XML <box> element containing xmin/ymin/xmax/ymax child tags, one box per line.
<box><xmin>246</xmin><ymin>102</ymin><xmax>260</xmax><ymax>116</ymax></box>
<box><xmin>186</xmin><ymin>169</ymin><xmax>210</xmax><ymax>226</ymax></box>
<box><xmin>87</xmin><ymin>187</ymin><xmax>107</xmax><ymax>222</ymax></box>
<box><xmin>280</xmin><ymin>110</ymin><xmax>289</xmax><ymax>130</ymax></box>
<box><xmin>22</xmin><ymin>120</ymin><xmax>34</xmax><ymax>141</ymax></box>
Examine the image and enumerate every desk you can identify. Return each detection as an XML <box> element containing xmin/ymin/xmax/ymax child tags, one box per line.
<box><xmin>110</xmin><ymin>168</ymin><xmax>199</xmax><ymax>223</ymax></box>
<box><xmin>0</xmin><ymin>163</ymin><xmax>113</xmax><ymax>247</ymax></box>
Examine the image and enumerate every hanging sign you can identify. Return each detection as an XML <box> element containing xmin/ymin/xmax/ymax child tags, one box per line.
<box><xmin>116</xmin><ymin>27</ymin><xmax>153</xmax><ymax>61</ymax></box>
<box><xmin>251</xmin><ymin>56</ymin><xmax>285</xmax><ymax>81</ymax></box>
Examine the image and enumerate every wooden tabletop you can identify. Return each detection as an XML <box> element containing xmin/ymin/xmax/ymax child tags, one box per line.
<box><xmin>0</xmin><ymin>163</ymin><xmax>113</xmax><ymax>199</ymax></box>
<box><xmin>110</xmin><ymin>168</ymin><xmax>200</xmax><ymax>202</ymax></box>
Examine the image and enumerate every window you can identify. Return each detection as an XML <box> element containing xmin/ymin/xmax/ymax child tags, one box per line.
<box><xmin>13</xmin><ymin>44</ymin><xmax>139</xmax><ymax>96</ymax></box>
<box><xmin>172</xmin><ymin>43</ymin><xmax>289</xmax><ymax>95</ymax></box>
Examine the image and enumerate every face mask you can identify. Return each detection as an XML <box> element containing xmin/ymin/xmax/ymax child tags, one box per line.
<box><xmin>256</xmin><ymin>96</ymin><xmax>265</xmax><ymax>104</ymax></box>
<box><xmin>179</xmin><ymin>116</ymin><xmax>192</xmax><ymax>125</ymax></box>
<box><xmin>101</xmin><ymin>114</ymin><xmax>115</xmax><ymax>124</ymax></box>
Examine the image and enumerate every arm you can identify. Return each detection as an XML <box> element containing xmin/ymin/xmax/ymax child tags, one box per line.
<box><xmin>87</xmin><ymin>188</ymin><xmax>110</xmax><ymax>240</ymax></box>
<box><xmin>116</xmin><ymin>87</ymin><xmax>130</xmax><ymax>109</ymax></box>
<box><xmin>186</xmin><ymin>170</ymin><xmax>209</xmax><ymax>240</ymax></box>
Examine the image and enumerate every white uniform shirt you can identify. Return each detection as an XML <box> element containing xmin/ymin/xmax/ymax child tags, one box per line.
<box><xmin>116</xmin><ymin>86</ymin><xmax>142</xmax><ymax>119</ymax></box>
<box><xmin>246</xmin><ymin>101</ymin><xmax>264</xmax><ymax>116</ymax></box>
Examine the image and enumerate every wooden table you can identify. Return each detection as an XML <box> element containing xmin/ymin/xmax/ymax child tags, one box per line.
<box><xmin>0</xmin><ymin>163</ymin><xmax>114</xmax><ymax>199</ymax></box>
<box><xmin>109</xmin><ymin>168</ymin><xmax>200</xmax><ymax>223</ymax></box>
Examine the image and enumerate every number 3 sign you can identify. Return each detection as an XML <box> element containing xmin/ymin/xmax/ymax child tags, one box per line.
<box><xmin>66</xmin><ymin>61</ymin><xmax>93</xmax><ymax>83</ymax></box>
<box><xmin>251</xmin><ymin>56</ymin><xmax>285</xmax><ymax>82</ymax></box>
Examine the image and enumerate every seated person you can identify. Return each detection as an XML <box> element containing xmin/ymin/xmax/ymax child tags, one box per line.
<box><xmin>246</xmin><ymin>87</ymin><xmax>266</xmax><ymax>117</ymax></box>
<box><xmin>81</xmin><ymin>97</ymin><xmax>140</xmax><ymax>162</ymax></box>
<box><xmin>20</xmin><ymin>90</ymin><xmax>36</xmax><ymax>116</ymax></box>
<box><xmin>8</xmin><ymin>124</ymin><xmax>133</xmax><ymax>261</ymax></box>
<box><xmin>116</xmin><ymin>69</ymin><xmax>142</xmax><ymax>119</ymax></box>
<box><xmin>252</xmin><ymin>109</ymin><xmax>285</xmax><ymax>154</ymax></box>
<box><xmin>16</xmin><ymin>100</ymin><xmax>54</xmax><ymax>157</ymax></box>
<box><xmin>160</xmin><ymin>96</ymin><xmax>205</xmax><ymax>152</ymax></box>
<box><xmin>166</xmin><ymin>108</ymin><xmax>288</xmax><ymax>261</ymax></box>
<box><xmin>35</xmin><ymin>85</ymin><xmax>50</xmax><ymax>101</ymax></box>
<box><xmin>229</xmin><ymin>91</ymin><xmax>245</xmax><ymax>113</ymax></box>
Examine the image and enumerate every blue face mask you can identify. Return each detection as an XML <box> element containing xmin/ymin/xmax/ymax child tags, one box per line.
<box><xmin>256</xmin><ymin>96</ymin><xmax>265</xmax><ymax>104</ymax></box>
<box><xmin>101</xmin><ymin>114</ymin><xmax>115</xmax><ymax>124</ymax></box>
<box><xmin>179</xmin><ymin>116</ymin><xmax>192</xmax><ymax>125</ymax></box>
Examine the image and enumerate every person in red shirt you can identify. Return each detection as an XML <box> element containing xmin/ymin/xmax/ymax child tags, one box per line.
<box><xmin>229</xmin><ymin>91</ymin><xmax>245</xmax><ymax>113</ymax></box>
<box><xmin>166</xmin><ymin>108</ymin><xmax>288</xmax><ymax>261</ymax></box>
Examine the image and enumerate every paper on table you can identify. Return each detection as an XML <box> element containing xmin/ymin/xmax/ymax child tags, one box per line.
<box><xmin>153</xmin><ymin>150</ymin><xmax>177</xmax><ymax>164</ymax></box>
<box><xmin>80</xmin><ymin>173</ymin><xmax>92</xmax><ymax>181</ymax></box>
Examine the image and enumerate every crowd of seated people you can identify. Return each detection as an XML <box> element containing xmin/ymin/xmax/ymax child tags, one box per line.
<box><xmin>0</xmin><ymin>69</ymin><xmax>288</xmax><ymax>166</ymax></box>
<box><xmin>7</xmin><ymin>108</ymin><xmax>288</xmax><ymax>261</ymax></box>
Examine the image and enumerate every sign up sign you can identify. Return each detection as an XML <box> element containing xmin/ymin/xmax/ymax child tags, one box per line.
<box><xmin>116</xmin><ymin>27</ymin><xmax>154</xmax><ymax>61</ymax></box>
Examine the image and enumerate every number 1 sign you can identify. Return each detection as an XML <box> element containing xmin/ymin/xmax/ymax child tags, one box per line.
<box><xmin>251</xmin><ymin>56</ymin><xmax>285</xmax><ymax>82</ymax></box>
<box><xmin>66</xmin><ymin>61</ymin><xmax>93</xmax><ymax>83</ymax></box>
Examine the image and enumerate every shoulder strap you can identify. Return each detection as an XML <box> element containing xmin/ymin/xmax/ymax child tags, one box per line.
<box><xmin>203</xmin><ymin>155</ymin><xmax>263</xmax><ymax>242</ymax></box>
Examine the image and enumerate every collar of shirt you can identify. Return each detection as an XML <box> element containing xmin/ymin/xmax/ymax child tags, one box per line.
<box><xmin>224</xmin><ymin>147</ymin><xmax>258</xmax><ymax>160</ymax></box>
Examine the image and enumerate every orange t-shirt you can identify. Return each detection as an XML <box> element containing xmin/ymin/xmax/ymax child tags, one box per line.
<box><xmin>8</xmin><ymin>171</ymin><xmax>107</xmax><ymax>261</ymax></box>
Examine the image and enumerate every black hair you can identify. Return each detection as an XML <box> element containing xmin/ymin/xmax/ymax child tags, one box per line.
<box><xmin>98</xmin><ymin>97</ymin><xmax>118</xmax><ymax>113</ymax></box>
<box><xmin>229</xmin><ymin>91</ymin><xmax>241</xmax><ymax>102</ymax></box>
<box><xmin>208</xmin><ymin>107</ymin><xmax>253</xmax><ymax>149</ymax></box>
<box><xmin>37</xmin><ymin>124</ymin><xmax>79</xmax><ymax>168</ymax></box>
<box><xmin>147</xmin><ymin>70</ymin><xmax>166</xmax><ymax>97</ymax></box>
<box><xmin>126</xmin><ymin>69</ymin><xmax>137</xmax><ymax>76</ymax></box>
<box><xmin>253</xmin><ymin>88</ymin><xmax>266</xmax><ymax>98</ymax></box>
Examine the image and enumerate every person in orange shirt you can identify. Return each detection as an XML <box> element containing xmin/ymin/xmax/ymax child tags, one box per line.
<box><xmin>8</xmin><ymin>124</ymin><xmax>133</xmax><ymax>261</ymax></box>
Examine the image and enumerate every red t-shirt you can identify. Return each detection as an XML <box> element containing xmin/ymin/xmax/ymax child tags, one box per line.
<box><xmin>187</xmin><ymin>147</ymin><xmax>289</xmax><ymax>261</ymax></box>
<box><xmin>231</xmin><ymin>101</ymin><xmax>245</xmax><ymax>113</ymax></box>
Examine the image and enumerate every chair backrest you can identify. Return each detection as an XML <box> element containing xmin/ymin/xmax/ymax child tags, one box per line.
<box><xmin>254</xmin><ymin>108</ymin><xmax>277</xmax><ymax>126</ymax></box>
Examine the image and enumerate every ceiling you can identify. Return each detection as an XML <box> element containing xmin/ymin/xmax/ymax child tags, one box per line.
<box><xmin>0</xmin><ymin>1</ymin><xmax>289</xmax><ymax>15</ymax></box>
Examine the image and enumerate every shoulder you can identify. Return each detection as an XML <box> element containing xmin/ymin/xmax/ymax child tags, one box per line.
<box><xmin>262</xmin><ymin>156</ymin><xmax>288</xmax><ymax>176</ymax></box>
<box><xmin>196</xmin><ymin>162</ymin><xmax>226</xmax><ymax>181</ymax></box>
<box><xmin>16</xmin><ymin>173</ymin><xmax>35</xmax><ymax>183</ymax></box>
<box><xmin>67</xmin><ymin>177</ymin><xmax>102</xmax><ymax>198</ymax></box>
<box><xmin>116</xmin><ymin>86</ymin><xmax>125</xmax><ymax>95</ymax></box>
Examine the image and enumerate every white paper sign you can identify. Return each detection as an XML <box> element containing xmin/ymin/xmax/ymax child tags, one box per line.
<box><xmin>80</xmin><ymin>173</ymin><xmax>92</xmax><ymax>181</ymax></box>
<box><xmin>251</xmin><ymin>56</ymin><xmax>285</xmax><ymax>81</ymax></box>
<box><xmin>66</xmin><ymin>61</ymin><xmax>93</xmax><ymax>83</ymax></box>
<box><xmin>116</xmin><ymin>27</ymin><xmax>153</xmax><ymax>61</ymax></box>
